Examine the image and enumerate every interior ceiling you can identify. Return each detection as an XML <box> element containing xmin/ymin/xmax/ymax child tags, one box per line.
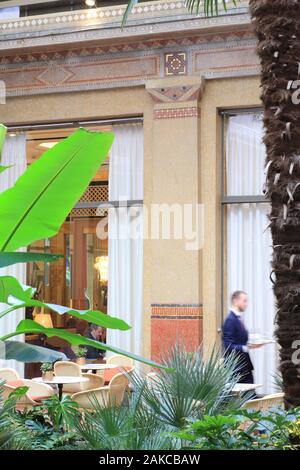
<box><xmin>26</xmin><ymin>124</ymin><xmax>110</xmax><ymax>182</ymax></box>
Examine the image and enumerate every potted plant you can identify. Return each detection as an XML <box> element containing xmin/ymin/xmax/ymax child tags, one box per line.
<box><xmin>76</xmin><ymin>347</ymin><xmax>87</xmax><ymax>365</ymax></box>
<box><xmin>41</xmin><ymin>362</ymin><xmax>54</xmax><ymax>381</ymax></box>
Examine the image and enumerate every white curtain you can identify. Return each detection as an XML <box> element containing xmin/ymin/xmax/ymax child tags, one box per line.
<box><xmin>0</xmin><ymin>133</ymin><xmax>27</xmax><ymax>377</ymax></box>
<box><xmin>226</xmin><ymin>114</ymin><xmax>277</xmax><ymax>394</ymax></box>
<box><xmin>107</xmin><ymin>125</ymin><xmax>144</xmax><ymax>359</ymax></box>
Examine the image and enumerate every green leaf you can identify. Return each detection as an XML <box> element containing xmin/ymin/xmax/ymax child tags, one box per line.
<box><xmin>121</xmin><ymin>0</ymin><xmax>138</xmax><ymax>28</ymax></box>
<box><xmin>0</xmin><ymin>252</ymin><xmax>63</xmax><ymax>268</ymax></box>
<box><xmin>0</xmin><ymin>165</ymin><xmax>11</xmax><ymax>175</ymax></box>
<box><xmin>0</xmin><ymin>124</ymin><xmax>7</xmax><ymax>158</ymax></box>
<box><xmin>39</xmin><ymin>303</ymin><xmax>130</xmax><ymax>331</ymax></box>
<box><xmin>0</xmin><ymin>128</ymin><xmax>114</xmax><ymax>252</ymax></box>
<box><xmin>0</xmin><ymin>276</ymin><xmax>35</xmax><ymax>304</ymax></box>
<box><xmin>8</xmin><ymin>319</ymin><xmax>169</xmax><ymax>370</ymax></box>
<box><xmin>3</xmin><ymin>340</ymin><xmax>66</xmax><ymax>363</ymax></box>
<box><xmin>0</xmin><ymin>275</ymin><xmax>130</xmax><ymax>331</ymax></box>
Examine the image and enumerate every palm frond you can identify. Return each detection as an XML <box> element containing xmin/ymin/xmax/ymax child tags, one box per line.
<box><xmin>75</xmin><ymin>392</ymin><xmax>174</xmax><ymax>450</ymax></box>
<box><xmin>122</xmin><ymin>0</ymin><xmax>238</xmax><ymax>27</ymax></box>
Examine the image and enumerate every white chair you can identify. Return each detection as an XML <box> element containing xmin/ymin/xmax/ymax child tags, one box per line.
<box><xmin>0</xmin><ymin>368</ymin><xmax>20</xmax><ymax>382</ymax></box>
<box><xmin>107</xmin><ymin>354</ymin><xmax>134</xmax><ymax>368</ymax></box>
<box><xmin>242</xmin><ymin>393</ymin><xmax>284</xmax><ymax>411</ymax></box>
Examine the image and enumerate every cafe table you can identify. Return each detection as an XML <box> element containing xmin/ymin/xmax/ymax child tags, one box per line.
<box><xmin>33</xmin><ymin>376</ymin><xmax>89</xmax><ymax>400</ymax></box>
<box><xmin>232</xmin><ymin>383</ymin><xmax>263</xmax><ymax>395</ymax></box>
<box><xmin>80</xmin><ymin>363</ymin><xmax>118</xmax><ymax>374</ymax></box>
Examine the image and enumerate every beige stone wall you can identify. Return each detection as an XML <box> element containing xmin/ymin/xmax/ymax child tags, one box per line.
<box><xmin>0</xmin><ymin>75</ymin><xmax>261</xmax><ymax>360</ymax></box>
<box><xmin>0</xmin><ymin>87</ymin><xmax>148</xmax><ymax>125</ymax></box>
<box><xmin>200</xmin><ymin>76</ymin><xmax>261</xmax><ymax>354</ymax></box>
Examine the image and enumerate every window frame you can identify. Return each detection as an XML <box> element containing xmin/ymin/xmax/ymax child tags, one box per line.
<box><xmin>220</xmin><ymin>107</ymin><xmax>269</xmax><ymax>321</ymax></box>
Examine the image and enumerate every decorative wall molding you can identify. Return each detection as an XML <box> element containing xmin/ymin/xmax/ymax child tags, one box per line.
<box><xmin>0</xmin><ymin>2</ymin><xmax>258</xmax><ymax>97</ymax></box>
<box><xmin>151</xmin><ymin>303</ymin><xmax>203</xmax><ymax>319</ymax></box>
<box><xmin>0</xmin><ymin>53</ymin><xmax>161</xmax><ymax>95</ymax></box>
<box><xmin>0</xmin><ymin>30</ymin><xmax>255</xmax><ymax>65</ymax></box>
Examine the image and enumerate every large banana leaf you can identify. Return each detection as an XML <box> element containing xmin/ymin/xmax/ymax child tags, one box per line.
<box><xmin>3</xmin><ymin>341</ymin><xmax>66</xmax><ymax>363</ymax></box>
<box><xmin>4</xmin><ymin>320</ymin><xmax>170</xmax><ymax>370</ymax></box>
<box><xmin>0</xmin><ymin>165</ymin><xmax>11</xmax><ymax>175</ymax></box>
<box><xmin>0</xmin><ymin>275</ymin><xmax>130</xmax><ymax>331</ymax></box>
<box><xmin>0</xmin><ymin>128</ymin><xmax>114</xmax><ymax>252</ymax></box>
<box><xmin>0</xmin><ymin>252</ymin><xmax>63</xmax><ymax>268</ymax></box>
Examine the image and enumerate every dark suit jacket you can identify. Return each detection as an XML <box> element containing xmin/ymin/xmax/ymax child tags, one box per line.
<box><xmin>222</xmin><ymin>310</ymin><xmax>253</xmax><ymax>378</ymax></box>
<box><xmin>84</xmin><ymin>332</ymin><xmax>106</xmax><ymax>359</ymax></box>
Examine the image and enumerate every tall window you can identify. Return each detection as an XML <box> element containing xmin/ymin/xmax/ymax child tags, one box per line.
<box><xmin>0</xmin><ymin>120</ymin><xmax>143</xmax><ymax>377</ymax></box>
<box><xmin>222</xmin><ymin>111</ymin><xmax>277</xmax><ymax>393</ymax></box>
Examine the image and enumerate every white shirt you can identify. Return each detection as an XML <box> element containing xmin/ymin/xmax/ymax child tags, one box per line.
<box><xmin>231</xmin><ymin>307</ymin><xmax>241</xmax><ymax>317</ymax></box>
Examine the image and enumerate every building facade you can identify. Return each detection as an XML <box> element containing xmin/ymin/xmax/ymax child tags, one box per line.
<box><xmin>0</xmin><ymin>0</ymin><xmax>276</xmax><ymax>390</ymax></box>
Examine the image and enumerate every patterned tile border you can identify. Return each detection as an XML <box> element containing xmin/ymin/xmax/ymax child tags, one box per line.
<box><xmin>151</xmin><ymin>303</ymin><xmax>203</xmax><ymax>319</ymax></box>
<box><xmin>154</xmin><ymin>107</ymin><xmax>200</xmax><ymax>119</ymax></box>
<box><xmin>0</xmin><ymin>30</ymin><xmax>255</xmax><ymax>64</ymax></box>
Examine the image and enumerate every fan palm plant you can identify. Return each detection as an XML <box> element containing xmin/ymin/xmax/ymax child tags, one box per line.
<box><xmin>74</xmin><ymin>344</ymin><xmax>248</xmax><ymax>450</ymax></box>
<box><xmin>75</xmin><ymin>393</ymin><xmax>174</xmax><ymax>450</ymax></box>
<box><xmin>129</xmin><ymin>343</ymin><xmax>249</xmax><ymax>430</ymax></box>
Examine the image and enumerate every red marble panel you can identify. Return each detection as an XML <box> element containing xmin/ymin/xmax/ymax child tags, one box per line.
<box><xmin>151</xmin><ymin>317</ymin><xmax>203</xmax><ymax>362</ymax></box>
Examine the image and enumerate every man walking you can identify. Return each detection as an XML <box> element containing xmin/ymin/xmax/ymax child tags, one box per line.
<box><xmin>223</xmin><ymin>290</ymin><xmax>262</xmax><ymax>384</ymax></box>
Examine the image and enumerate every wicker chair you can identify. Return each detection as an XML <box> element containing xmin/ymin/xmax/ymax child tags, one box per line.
<box><xmin>107</xmin><ymin>354</ymin><xmax>134</xmax><ymax>368</ymax></box>
<box><xmin>71</xmin><ymin>386</ymin><xmax>109</xmax><ymax>410</ymax></box>
<box><xmin>80</xmin><ymin>373</ymin><xmax>105</xmax><ymax>391</ymax></box>
<box><xmin>3</xmin><ymin>379</ymin><xmax>54</xmax><ymax>411</ymax></box>
<box><xmin>72</xmin><ymin>371</ymin><xmax>130</xmax><ymax>410</ymax></box>
<box><xmin>109</xmin><ymin>372</ymin><xmax>130</xmax><ymax>406</ymax></box>
<box><xmin>242</xmin><ymin>393</ymin><xmax>285</xmax><ymax>412</ymax></box>
<box><xmin>54</xmin><ymin>361</ymin><xmax>104</xmax><ymax>394</ymax></box>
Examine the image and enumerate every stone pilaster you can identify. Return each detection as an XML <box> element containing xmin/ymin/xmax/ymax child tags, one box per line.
<box><xmin>145</xmin><ymin>75</ymin><xmax>204</xmax><ymax>360</ymax></box>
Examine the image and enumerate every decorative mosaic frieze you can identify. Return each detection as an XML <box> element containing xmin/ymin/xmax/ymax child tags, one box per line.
<box><xmin>0</xmin><ymin>30</ymin><xmax>255</xmax><ymax>65</ymax></box>
<box><xmin>153</xmin><ymin>106</ymin><xmax>200</xmax><ymax>119</ymax></box>
<box><xmin>0</xmin><ymin>54</ymin><xmax>160</xmax><ymax>95</ymax></box>
<box><xmin>151</xmin><ymin>303</ymin><xmax>203</xmax><ymax>319</ymax></box>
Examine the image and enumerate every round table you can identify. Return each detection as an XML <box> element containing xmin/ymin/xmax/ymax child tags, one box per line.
<box><xmin>80</xmin><ymin>363</ymin><xmax>118</xmax><ymax>374</ymax></box>
<box><xmin>33</xmin><ymin>376</ymin><xmax>89</xmax><ymax>400</ymax></box>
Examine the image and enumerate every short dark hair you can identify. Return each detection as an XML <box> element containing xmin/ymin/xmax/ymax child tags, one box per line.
<box><xmin>231</xmin><ymin>290</ymin><xmax>247</xmax><ymax>303</ymax></box>
<box><xmin>89</xmin><ymin>323</ymin><xmax>102</xmax><ymax>331</ymax></box>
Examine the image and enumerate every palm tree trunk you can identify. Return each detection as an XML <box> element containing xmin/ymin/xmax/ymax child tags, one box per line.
<box><xmin>249</xmin><ymin>0</ymin><xmax>300</xmax><ymax>407</ymax></box>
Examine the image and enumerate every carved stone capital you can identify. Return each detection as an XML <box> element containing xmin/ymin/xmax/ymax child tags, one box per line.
<box><xmin>146</xmin><ymin>76</ymin><xmax>205</xmax><ymax>105</ymax></box>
